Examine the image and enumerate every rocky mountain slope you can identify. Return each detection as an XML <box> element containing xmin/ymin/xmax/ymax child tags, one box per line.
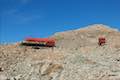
<box><xmin>53</xmin><ymin>24</ymin><xmax>120</xmax><ymax>49</ymax></box>
<box><xmin>0</xmin><ymin>24</ymin><xmax>120</xmax><ymax>80</ymax></box>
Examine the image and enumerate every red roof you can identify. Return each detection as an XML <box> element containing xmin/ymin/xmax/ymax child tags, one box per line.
<box><xmin>25</xmin><ymin>38</ymin><xmax>55</xmax><ymax>42</ymax></box>
<box><xmin>99</xmin><ymin>37</ymin><xmax>106</xmax><ymax>40</ymax></box>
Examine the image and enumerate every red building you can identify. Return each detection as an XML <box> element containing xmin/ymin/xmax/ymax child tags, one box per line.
<box><xmin>22</xmin><ymin>38</ymin><xmax>55</xmax><ymax>47</ymax></box>
<box><xmin>98</xmin><ymin>37</ymin><xmax>106</xmax><ymax>46</ymax></box>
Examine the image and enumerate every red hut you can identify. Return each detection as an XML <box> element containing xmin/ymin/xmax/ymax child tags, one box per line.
<box><xmin>98</xmin><ymin>37</ymin><xmax>106</xmax><ymax>46</ymax></box>
<box><xmin>22</xmin><ymin>38</ymin><xmax>55</xmax><ymax>47</ymax></box>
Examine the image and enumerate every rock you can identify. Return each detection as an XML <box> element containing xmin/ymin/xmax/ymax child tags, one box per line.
<box><xmin>0</xmin><ymin>74</ymin><xmax>8</xmax><ymax>80</ymax></box>
<box><xmin>0</xmin><ymin>67</ymin><xmax>3</xmax><ymax>72</ymax></box>
<box><xmin>40</xmin><ymin>62</ymin><xmax>63</xmax><ymax>80</ymax></box>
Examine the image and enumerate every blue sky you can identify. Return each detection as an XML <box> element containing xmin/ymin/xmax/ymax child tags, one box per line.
<box><xmin>0</xmin><ymin>0</ymin><xmax>120</xmax><ymax>43</ymax></box>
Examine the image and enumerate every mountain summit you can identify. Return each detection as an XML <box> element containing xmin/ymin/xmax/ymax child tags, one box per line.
<box><xmin>78</xmin><ymin>24</ymin><xmax>118</xmax><ymax>31</ymax></box>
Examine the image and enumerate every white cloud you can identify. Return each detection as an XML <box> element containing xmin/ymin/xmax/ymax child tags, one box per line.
<box><xmin>1</xmin><ymin>9</ymin><xmax>18</xmax><ymax>15</ymax></box>
<box><xmin>20</xmin><ymin>15</ymin><xmax>42</xmax><ymax>23</ymax></box>
<box><xmin>1</xmin><ymin>9</ymin><xmax>42</xmax><ymax>24</ymax></box>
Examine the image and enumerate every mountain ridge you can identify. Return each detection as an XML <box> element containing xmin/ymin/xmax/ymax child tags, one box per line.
<box><xmin>53</xmin><ymin>24</ymin><xmax>119</xmax><ymax>36</ymax></box>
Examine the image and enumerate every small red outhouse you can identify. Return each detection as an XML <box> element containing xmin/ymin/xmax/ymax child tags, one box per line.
<box><xmin>98</xmin><ymin>37</ymin><xmax>106</xmax><ymax>46</ymax></box>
